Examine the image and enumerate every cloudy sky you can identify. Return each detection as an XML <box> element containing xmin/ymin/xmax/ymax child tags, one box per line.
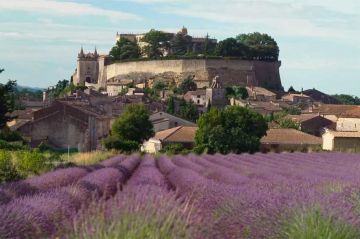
<box><xmin>0</xmin><ymin>0</ymin><xmax>359</xmax><ymax>95</ymax></box>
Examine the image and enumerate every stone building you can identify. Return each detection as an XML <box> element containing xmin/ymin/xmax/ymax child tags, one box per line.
<box><xmin>286</xmin><ymin>114</ymin><xmax>334</xmax><ymax>136</ymax></box>
<box><xmin>116</xmin><ymin>27</ymin><xmax>217</xmax><ymax>56</ymax></box>
<box><xmin>336</xmin><ymin>107</ymin><xmax>360</xmax><ymax>132</ymax></box>
<box><xmin>142</xmin><ymin>126</ymin><xmax>197</xmax><ymax>153</ymax></box>
<box><xmin>184</xmin><ymin>90</ymin><xmax>207</xmax><ymax>106</ymax></box>
<box><xmin>322</xmin><ymin>106</ymin><xmax>360</xmax><ymax>153</ymax></box>
<box><xmin>322</xmin><ymin>130</ymin><xmax>360</xmax><ymax>153</ymax></box>
<box><xmin>28</xmin><ymin>100</ymin><xmax>111</xmax><ymax>152</ymax></box>
<box><xmin>150</xmin><ymin>111</ymin><xmax>196</xmax><ymax>132</ymax></box>
<box><xmin>246</xmin><ymin>86</ymin><xmax>277</xmax><ymax>101</ymax></box>
<box><xmin>72</xmin><ymin>28</ymin><xmax>283</xmax><ymax>92</ymax></box>
<box><xmin>260</xmin><ymin>128</ymin><xmax>322</xmax><ymax>153</ymax></box>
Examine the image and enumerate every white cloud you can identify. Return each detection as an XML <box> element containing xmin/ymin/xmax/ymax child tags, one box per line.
<box><xmin>0</xmin><ymin>0</ymin><xmax>139</xmax><ymax>20</ymax></box>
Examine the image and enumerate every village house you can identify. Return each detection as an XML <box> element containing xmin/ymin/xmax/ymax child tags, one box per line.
<box><xmin>27</xmin><ymin>100</ymin><xmax>112</xmax><ymax>151</ymax></box>
<box><xmin>336</xmin><ymin>107</ymin><xmax>360</xmax><ymax>132</ymax></box>
<box><xmin>150</xmin><ymin>111</ymin><xmax>196</xmax><ymax>132</ymax></box>
<box><xmin>322</xmin><ymin>107</ymin><xmax>360</xmax><ymax>153</ymax></box>
<box><xmin>311</xmin><ymin>104</ymin><xmax>358</xmax><ymax>122</ymax></box>
<box><xmin>285</xmin><ymin>113</ymin><xmax>334</xmax><ymax>136</ymax></box>
<box><xmin>282</xmin><ymin>93</ymin><xmax>313</xmax><ymax>105</ymax></box>
<box><xmin>322</xmin><ymin>130</ymin><xmax>360</xmax><ymax>153</ymax></box>
<box><xmin>142</xmin><ymin>126</ymin><xmax>197</xmax><ymax>153</ymax></box>
<box><xmin>231</xmin><ymin>99</ymin><xmax>282</xmax><ymax>116</ymax></box>
<box><xmin>184</xmin><ymin>89</ymin><xmax>207</xmax><ymax>106</ymax></box>
<box><xmin>260</xmin><ymin>128</ymin><xmax>322</xmax><ymax>153</ymax></box>
<box><xmin>246</xmin><ymin>86</ymin><xmax>277</xmax><ymax>101</ymax></box>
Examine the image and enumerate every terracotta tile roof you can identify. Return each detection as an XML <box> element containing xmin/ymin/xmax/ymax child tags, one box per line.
<box><xmin>185</xmin><ymin>90</ymin><xmax>206</xmax><ymax>96</ymax></box>
<box><xmin>340</xmin><ymin>107</ymin><xmax>360</xmax><ymax>118</ymax></box>
<box><xmin>154</xmin><ymin>126</ymin><xmax>197</xmax><ymax>143</ymax></box>
<box><xmin>246</xmin><ymin>87</ymin><xmax>276</xmax><ymax>97</ymax></box>
<box><xmin>282</xmin><ymin>93</ymin><xmax>311</xmax><ymax>102</ymax></box>
<box><xmin>325</xmin><ymin>130</ymin><xmax>360</xmax><ymax>138</ymax></box>
<box><xmin>286</xmin><ymin>113</ymin><xmax>320</xmax><ymax>123</ymax></box>
<box><xmin>261</xmin><ymin>128</ymin><xmax>322</xmax><ymax>145</ymax></box>
<box><xmin>315</xmin><ymin>104</ymin><xmax>358</xmax><ymax>116</ymax></box>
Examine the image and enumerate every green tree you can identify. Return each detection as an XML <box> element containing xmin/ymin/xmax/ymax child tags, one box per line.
<box><xmin>236</xmin><ymin>32</ymin><xmax>279</xmax><ymax>61</ymax></box>
<box><xmin>215</xmin><ymin>38</ymin><xmax>246</xmax><ymax>57</ymax></box>
<box><xmin>104</xmin><ymin>104</ymin><xmax>154</xmax><ymax>152</ymax></box>
<box><xmin>143</xmin><ymin>29</ymin><xmax>171</xmax><ymax>58</ymax></box>
<box><xmin>178</xmin><ymin>77</ymin><xmax>197</xmax><ymax>94</ymax></box>
<box><xmin>152</xmin><ymin>80</ymin><xmax>166</xmax><ymax>92</ymax></box>
<box><xmin>0</xmin><ymin>80</ymin><xmax>17</xmax><ymax>129</ymax></box>
<box><xmin>332</xmin><ymin>94</ymin><xmax>360</xmax><ymax>105</ymax></box>
<box><xmin>166</xmin><ymin>96</ymin><xmax>175</xmax><ymax>114</ymax></box>
<box><xmin>161</xmin><ymin>143</ymin><xmax>185</xmax><ymax>155</ymax></box>
<box><xmin>179</xmin><ymin>100</ymin><xmax>199</xmax><ymax>122</ymax></box>
<box><xmin>170</xmin><ymin>32</ymin><xmax>192</xmax><ymax>56</ymax></box>
<box><xmin>288</xmin><ymin>86</ymin><xmax>297</xmax><ymax>93</ymax></box>
<box><xmin>195</xmin><ymin>106</ymin><xmax>268</xmax><ymax>154</ymax></box>
<box><xmin>110</xmin><ymin>38</ymin><xmax>140</xmax><ymax>60</ymax></box>
<box><xmin>202</xmin><ymin>34</ymin><xmax>217</xmax><ymax>56</ymax></box>
<box><xmin>225</xmin><ymin>86</ymin><xmax>249</xmax><ymax>100</ymax></box>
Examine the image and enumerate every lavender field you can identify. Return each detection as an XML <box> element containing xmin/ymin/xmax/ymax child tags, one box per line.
<box><xmin>1</xmin><ymin>153</ymin><xmax>360</xmax><ymax>238</ymax></box>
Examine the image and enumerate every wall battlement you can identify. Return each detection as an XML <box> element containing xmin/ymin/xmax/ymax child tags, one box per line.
<box><xmin>74</xmin><ymin>58</ymin><xmax>283</xmax><ymax>91</ymax></box>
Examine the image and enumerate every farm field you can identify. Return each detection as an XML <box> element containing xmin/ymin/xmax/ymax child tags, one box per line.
<box><xmin>1</xmin><ymin>152</ymin><xmax>360</xmax><ymax>238</ymax></box>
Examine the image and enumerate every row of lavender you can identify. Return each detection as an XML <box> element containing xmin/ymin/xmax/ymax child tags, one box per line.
<box><xmin>158</xmin><ymin>153</ymin><xmax>360</xmax><ymax>238</ymax></box>
<box><xmin>0</xmin><ymin>154</ymin><xmax>141</xmax><ymax>238</ymax></box>
<box><xmin>69</xmin><ymin>155</ymin><xmax>196</xmax><ymax>238</ymax></box>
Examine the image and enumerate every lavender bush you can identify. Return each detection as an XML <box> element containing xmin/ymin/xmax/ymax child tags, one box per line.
<box><xmin>78</xmin><ymin>168</ymin><xmax>123</xmax><ymax>198</ymax></box>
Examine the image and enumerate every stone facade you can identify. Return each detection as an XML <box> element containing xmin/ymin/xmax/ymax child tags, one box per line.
<box><xmin>73</xmin><ymin>55</ymin><xmax>283</xmax><ymax>92</ymax></box>
<box><xmin>28</xmin><ymin>97</ymin><xmax>112</xmax><ymax>152</ymax></box>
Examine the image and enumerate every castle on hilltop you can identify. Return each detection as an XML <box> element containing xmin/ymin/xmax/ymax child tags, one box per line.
<box><xmin>116</xmin><ymin>26</ymin><xmax>217</xmax><ymax>55</ymax></box>
<box><xmin>72</xmin><ymin>27</ymin><xmax>283</xmax><ymax>93</ymax></box>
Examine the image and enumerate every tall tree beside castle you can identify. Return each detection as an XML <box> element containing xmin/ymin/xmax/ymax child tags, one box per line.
<box><xmin>215</xmin><ymin>38</ymin><xmax>247</xmax><ymax>57</ymax></box>
<box><xmin>143</xmin><ymin>29</ymin><xmax>172</xmax><ymax>58</ymax></box>
<box><xmin>170</xmin><ymin>32</ymin><xmax>193</xmax><ymax>56</ymax></box>
<box><xmin>236</xmin><ymin>32</ymin><xmax>279</xmax><ymax>61</ymax></box>
<box><xmin>110</xmin><ymin>38</ymin><xmax>140</xmax><ymax>60</ymax></box>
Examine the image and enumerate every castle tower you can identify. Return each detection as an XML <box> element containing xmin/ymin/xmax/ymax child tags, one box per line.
<box><xmin>206</xmin><ymin>75</ymin><xmax>227</xmax><ymax>108</ymax></box>
<box><xmin>73</xmin><ymin>47</ymin><xmax>100</xmax><ymax>86</ymax></box>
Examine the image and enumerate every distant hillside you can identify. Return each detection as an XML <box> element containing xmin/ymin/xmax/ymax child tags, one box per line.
<box><xmin>16</xmin><ymin>85</ymin><xmax>44</xmax><ymax>93</ymax></box>
<box><xmin>332</xmin><ymin>94</ymin><xmax>360</xmax><ymax>105</ymax></box>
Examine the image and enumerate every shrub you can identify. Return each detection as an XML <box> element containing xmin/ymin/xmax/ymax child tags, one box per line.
<box><xmin>280</xmin><ymin>207</ymin><xmax>360</xmax><ymax>239</ymax></box>
<box><xmin>13</xmin><ymin>150</ymin><xmax>48</xmax><ymax>176</ymax></box>
<box><xmin>161</xmin><ymin>143</ymin><xmax>185</xmax><ymax>155</ymax></box>
<box><xmin>103</xmin><ymin>136</ymin><xmax>139</xmax><ymax>153</ymax></box>
<box><xmin>0</xmin><ymin>150</ymin><xmax>22</xmax><ymax>183</ymax></box>
<box><xmin>0</xmin><ymin>139</ymin><xmax>27</xmax><ymax>151</ymax></box>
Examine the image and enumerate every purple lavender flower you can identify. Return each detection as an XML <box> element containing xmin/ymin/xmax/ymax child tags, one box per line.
<box><xmin>100</xmin><ymin>155</ymin><xmax>125</xmax><ymax>167</ymax></box>
<box><xmin>78</xmin><ymin>168</ymin><xmax>123</xmax><ymax>198</ymax></box>
<box><xmin>25</xmin><ymin>167</ymin><xmax>89</xmax><ymax>191</ymax></box>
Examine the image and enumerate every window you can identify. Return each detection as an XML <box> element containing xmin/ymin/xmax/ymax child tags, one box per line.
<box><xmin>197</xmin><ymin>95</ymin><xmax>201</xmax><ymax>98</ymax></box>
<box><xmin>197</xmin><ymin>99</ymin><xmax>200</xmax><ymax>104</ymax></box>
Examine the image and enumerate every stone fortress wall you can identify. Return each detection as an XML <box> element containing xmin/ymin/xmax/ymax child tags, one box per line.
<box><xmin>104</xmin><ymin>59</ymin><xmax>282</xmax><ymax>90</ymax></box>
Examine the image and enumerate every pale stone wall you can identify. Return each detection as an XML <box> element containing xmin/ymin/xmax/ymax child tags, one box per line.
<box><xmin>322</xmin><ymin>132</ymin><xmax>334</xmax><ymax>151</ymax></box>
<box><xmin>104</xmin><ymin>59</ymin><xmax>282</xmax><ymax>90</ymax></box>
<box><xmin>336</xmin><ymin>118</ymin><xmax>360</xmax><ymax>132</ymax></box>
<box><xmin>76</xmin><ymin>59</ymin><xmax>99</xmax><ymax>85</ymax></box>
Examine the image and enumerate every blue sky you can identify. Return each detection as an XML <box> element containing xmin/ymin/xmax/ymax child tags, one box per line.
<box><xmin>0</xmin><ymin>0</ymin><xmax>359</xmax><ymax>96</ymax></box>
